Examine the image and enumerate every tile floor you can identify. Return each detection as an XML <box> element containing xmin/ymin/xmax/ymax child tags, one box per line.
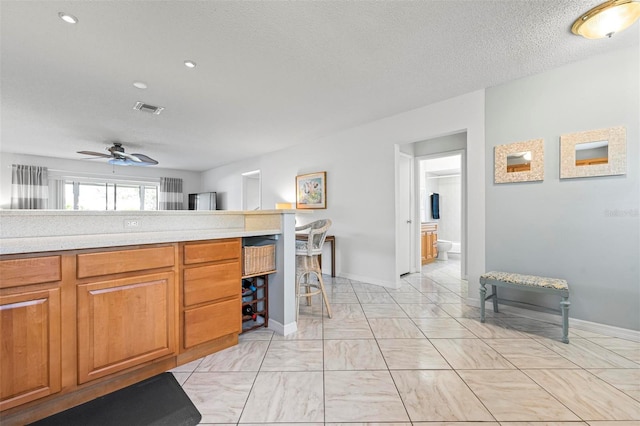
<box><xmin>172</xmin><ymin>256</ymin><xmax>640</xmax><ymax>425</ymax></box>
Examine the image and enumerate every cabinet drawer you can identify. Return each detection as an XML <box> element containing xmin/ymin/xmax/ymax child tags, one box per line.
<box><xmin>183</xmin><ymin>298</ymin><xmax>240</xmax><ymax>348</ymax></box>
<box><xmin>0</xmin><ymin>256</ymin><xmax>61</xmax><ymax>289</ymax></box>
<box><xmin>183</xmin><ymin>239</ymin><xmax>241</xmax><ymax>265</ymax></box>
<box><xmin>184</xmin><ymin>261</ymin><xmax>240</xmax><ymax>307</ymax></box>
<box><xmin>77</xmin><ymin>246</ymin><xmax>175</xmax><ymax>278</ymax></box>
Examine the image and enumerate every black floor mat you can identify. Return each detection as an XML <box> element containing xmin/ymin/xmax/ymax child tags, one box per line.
<box><xmin>29</xmin><ymin>373</ymin><xmax>201</xmax><ymax>426</ymax></box>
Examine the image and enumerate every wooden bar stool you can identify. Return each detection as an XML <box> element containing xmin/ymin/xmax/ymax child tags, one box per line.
<box><xmin>295</xmin><ymin>219</ymin><xmax>333</xmax><ymax>321</ymax></box>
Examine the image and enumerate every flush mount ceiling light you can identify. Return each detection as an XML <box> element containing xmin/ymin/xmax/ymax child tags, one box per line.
<box><xmin>571</xmin><ymin>0</ymin><xmax>640</xmax><ymax>39</ymax></box>
<box><xmin>58</xmin><ymin>12</ymin><xmax>78</xmax><ymax>24</ymax></box>
<box><xmin>184</xmin><ymin>60</ymin><xmax>197</xmax><ymax>68</ymax></box>
<box><xmin>133</xmin><ymin>81</ymin><xmax>147</xmax><ymax>89</ymax></box>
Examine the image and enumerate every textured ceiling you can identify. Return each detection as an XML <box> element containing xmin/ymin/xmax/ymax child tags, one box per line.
<box><xmin>1</xmin><ymin>1</ymin><xmax>637</xmax><ymax>171</ymax></box>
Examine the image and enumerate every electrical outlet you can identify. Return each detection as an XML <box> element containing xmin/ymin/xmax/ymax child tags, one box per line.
<box><xmin>124</xmin><ymin>219</ymin><xmax>140</xmax><ymax>228</ymax></box>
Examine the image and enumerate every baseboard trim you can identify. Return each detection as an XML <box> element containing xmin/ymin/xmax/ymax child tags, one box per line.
<box><xmin>267</xmin><ymin>319</ymin><xmax>297</xmax><ymax>336</ymax></box>
<box><xmin>466</xmin><ymin>297</ymin><xmax>640</xmax><ymax>341</ymax></box>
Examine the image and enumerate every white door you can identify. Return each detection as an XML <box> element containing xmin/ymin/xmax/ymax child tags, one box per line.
<box><xmin>398</xmin><ymin>154</ymin><xmax>412</xmax><ymax>275</ymax></box>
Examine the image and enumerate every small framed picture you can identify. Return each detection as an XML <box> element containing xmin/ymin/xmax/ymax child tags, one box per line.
<box><xmin>296</xmin><ymin>172</ymin><xmax>326</xmax><ymax>209</ymax></box>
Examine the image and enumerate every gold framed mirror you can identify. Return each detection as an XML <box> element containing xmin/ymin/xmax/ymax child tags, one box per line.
<box><xmin>560</xmin><ymin>126</ymin><xmax>626</xmax><ymax>179</ymax></box>
<box><xmin>494</xmin><ymin>138</ymin><xmax>544</xmax><ymax>183</ymax></box>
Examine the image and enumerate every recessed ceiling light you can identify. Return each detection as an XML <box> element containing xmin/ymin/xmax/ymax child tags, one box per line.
<box><xmin>58</xmin><ymin>12</ymin><xmax>78</xmax><ymax>24</ymax></box>
<box><xmin>133</xmin><ymin>81</ymin><xmax>148</xmax><ymax>89</ymax></box>
<box><xmin>184</xmin><ymin>60</ymin><xmax>196</xmax><ymax>69</ymax></box>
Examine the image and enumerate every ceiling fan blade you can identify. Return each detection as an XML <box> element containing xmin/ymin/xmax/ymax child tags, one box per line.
<box><xmin>115</xmin><ymin>151</ymin><xmax>143</xmax><ymax>162</ymax></box>
<box><xmin>131</xmin><ymin>153</ymin><xmax>158</xmax><ymax>165</ymax></box>
<box><xmin>77</xmin><ymin>150</ymin><xmax>111</xmax><ymax>158</ymax></box>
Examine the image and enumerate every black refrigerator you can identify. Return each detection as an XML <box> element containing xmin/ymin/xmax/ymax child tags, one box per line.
<box><xmin>188</xmin><ymin>192</ymin><xmax>217</xmax><ymax>210</ymax></box>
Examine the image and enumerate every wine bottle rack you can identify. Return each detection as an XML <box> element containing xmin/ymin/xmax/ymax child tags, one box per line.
<box><xmin>241</xmin><ymin>274</ymin><xmax>269</xmax><ymax>333</ymax></box>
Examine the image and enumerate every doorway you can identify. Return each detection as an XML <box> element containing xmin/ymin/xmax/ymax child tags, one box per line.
<box><xmin>419</xmin><ymin>152</ymin><xmax>464</xmax><ymax>276</ymax></box>
<box><xmin>242</xmin><ymin>170</ymin><xmax>261</xmax><ymax>210</ymax></box>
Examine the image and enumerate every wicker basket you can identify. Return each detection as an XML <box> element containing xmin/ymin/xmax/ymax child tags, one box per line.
<box><xmin>243</xmin><ymin>244</ymin><xmax>276</xmax><ymax>276</ymax></box>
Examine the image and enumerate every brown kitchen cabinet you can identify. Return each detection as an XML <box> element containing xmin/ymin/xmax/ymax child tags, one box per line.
<box><xmin>180</xmin><ymin>239</ymin><xmax>242</xmax><ymax>362</ymax></box>
<box><xmin>421</xmin><ymin>223</ymin><xmax>438</xmax><ymax>265</ymax></box>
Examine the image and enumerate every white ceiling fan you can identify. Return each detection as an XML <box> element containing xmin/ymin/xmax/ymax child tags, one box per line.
<box><xmin>77</xmin><ymin>142</ymin><xmax>158</xmax><ymax>166</ymax></box>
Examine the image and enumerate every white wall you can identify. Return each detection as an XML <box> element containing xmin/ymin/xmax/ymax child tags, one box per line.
<box><xmin>202</xmin><ymin>90</ymin><xmax>485</xmax><ymax>288</ymax></box>
<box><xmin>485</xmin><ymin>47</ymin><xmax>639</xmax><ymax>330</ymax></box>
<box><xmin>1</xmin><ymin>153</ymin><xmax>202</xmax><ymax>209</ymax></box>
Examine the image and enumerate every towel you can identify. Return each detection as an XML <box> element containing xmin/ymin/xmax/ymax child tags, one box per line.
<box><xmin>431</xmin><ymin>193</ymin><xmax>440</xmax><ymax>219</ymax></box>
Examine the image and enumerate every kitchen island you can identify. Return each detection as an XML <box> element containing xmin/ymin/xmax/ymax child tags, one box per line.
<box><xmin>0</xmin><ymin>210</ymin><xmax>298</xmax><ymax>425</ymax></box>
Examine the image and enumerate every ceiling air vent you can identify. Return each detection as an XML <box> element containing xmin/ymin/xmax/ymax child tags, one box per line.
<box><xmin>133</xmin><ymin>101</ymin><xmax>164</xmax><ymax>115</ymax></box>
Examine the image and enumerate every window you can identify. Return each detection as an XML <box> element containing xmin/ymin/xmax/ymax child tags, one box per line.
<box><xmin>64</xmin><ymin>181</ymin><xmax>158</xmax><ymax>211</ymax></box>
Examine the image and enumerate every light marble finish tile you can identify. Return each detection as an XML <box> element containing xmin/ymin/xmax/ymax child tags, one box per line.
<box><xmin>261</xmin><ymin>340</ymin><xmax>324</xmax><ymax>371</ymax></box>
<box><xmin>328</xmin><ymin>423</ymin><xmax>411</xmax><ymax>426</ymax></box>
<box><xmin>535</xmin><ymin>338</ymin><xmax>639</xmax><ymax>368</ymax></box>
<box><xmin>399</xmin><ymin>303</ymin><xmax>450</xmax><ymax>318</ymax></box>
<box><xmin>183</xmin><ymin>371</ymin><xmax>256</xmax><ymax>423</ymax></box>
<box><xmin>377</xmin><ymin>339</ymin><xmax>450</xmax><ymax>370</ymax></box>
<box><xmin>386</xmin><ymin>282</ymin><xmax>423</xmax><ymax>294</ymax></box>
<box><xmin>325</xmin><ymin>283</ymin><xmax>356</xmax><ymax>293</ymax></box>
<box><xmin>356</xmin><ymin>292</ymin><xmax>397</xmax><ymax>304</ymax></box>
<box><xmin>456</xmin><ymin>318</ymin><xmax>528</xmax><ymax>339</ymax></box>
<box><xmin>500</xmin><ymin>423</ymin><xmax>587</xmax><ymax>426</ymax></box>
<box><xmin>588</xmin><ymin>338</ymin><xmax>640</xmax><ymax>363</ymax></box>
<box><xmin>171</xmin><ymin>371</ymin><xmax>190</xmax><ymax>386</ymax></box>
<box><xmin>412</xmin><ymin>423</ymin><xmax>500</xmax><ymax>426</ymax></box>
<box><xmin>484</xmin><ymin>339</ymin><xmax>579</xmax><ymax>369</ymax></box>
<box><xmin>368</xmin><ymin>318</ymin><xmax>425</xmax><ymax>339</ymax></box>
<box><xmin>324</xmin><ymin>370</ymin><xmax>409</xmax><ymax>422</ymax></box>
<box><xmin>571</xmin><ymin>329</ymin><xmax>612</xmax><ymax>339</ymax></box>
<box><xmin>170</xmin><ymin>357</ymin><xmax>202</xmax><ymax>372</ymax></box>
<box><xmin>458</xmin><ymin>370</ymin><xmax>580</xmax><ymax>421</ymax></box>
<box><xmin>323</xmin><ymin>318</ymin><xmax>374</xmax><ymax>339</ymax></box>
<box><xmin>412</xmin><ymin>318</ymin><xmax>477</xmax><ymax>338</ymax></box>
<box><xmin>525</xmin><ymin>369</ymin><xmax>640</xmax><ymax>420</ymax></box>
<box><xmin>391</xmin><ymin>370</ymin><xmax>494</xmax><ymax>421</ymax></box>
<box><xmin>239</xmin><ymin>328</ymin><xmax>274</xmax><ymax>341</ymax></box>
<box><xmin>588</xmin><ymin>368</ymin><xmax>640</xmax><ymax>400</ymax></box>
<box><xmin>329</xmin><ymin>303</ymin><xmax>366</xmax><ymax>320</ymax></box>
<box><xmin>430</xmin><ymin>338</ymin><xmax>516</xmax><ymax>369</ymax></box>
<box><xmin>239</xmin><ymin>371</ymin><xmax>324</xmax><ymax>423</ymax></box>
<box><xmin>587</xmin><ymin>422</ymin><xmax>640</xmax><ymax>426</ymax></box>
<box><xmin>390</xmin><ymin>293</ymin><xmax>435</xmax><ymax>304</ymax></box>
<box><xmin>324</xmin><ymin>276</ymin><xmax>351</xmax><ymax>285</ymax></box>
<box><xmin>324</xmin><ymin>339</ymin><xmax>387</xmax><ymax>370</ymax></box>
<box><xmin>438</xmin><ymin>303</ymin><xmax>485</xmax><ymax>318</ymax></box>
<box><xmin>242</xmin><ymin>424</ymin><xmax>323</xmax><ymax>426</ymax></box>
<box><xmin>197</xmin><ymin>340</ymin><xmax>269</xmax><ymax>371</ymax></box>
<box><xmin>272</xmin><ymin>318</ymin><xmax>323</xmax><ymax>340</ymax></box>
<box><xmin>362</xmin><ymin>303</ymin><xmax>409</xmax><ymax>318</ymax></box>
<box><xmin>426</xmin><ymin>292</ymin><xmax>464</xmax><ymax>304</ymax></box>
<box><xmin>326</xmin><ymin>291</ymin><xmax>360</xmax><ymax>304</ymax></box>
<box><xmin>351</xmin><ymin>282</ymin><xmax>389</xmax><ymax>292</ymax></box>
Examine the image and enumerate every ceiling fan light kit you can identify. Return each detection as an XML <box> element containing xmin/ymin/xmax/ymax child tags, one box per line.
<box><xmin>572</xmin><ymin>0</ymin><xmax>640</xmax><ymax>39</ymax></box>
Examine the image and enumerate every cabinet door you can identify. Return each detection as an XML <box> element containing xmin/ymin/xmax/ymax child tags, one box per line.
<box><xmin>77</xmin><ymin>272</ymin><xmax>176</xmax><ymax>384</ymax></box>
<box><xmin>420</xmin><ymin>232</ymin><xmax>428</xmax><ymax>265</ymax></box>
<box><xmin>0</xmin><ymin>287</ymin><xmax>61</xmax><ymax>411</ymax></box>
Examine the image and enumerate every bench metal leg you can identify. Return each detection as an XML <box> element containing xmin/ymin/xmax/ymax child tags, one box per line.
<box><xmin>561</xmin><ymin>297</ymin><xmax>570</xmax><ymax>344</ymax></box>
<box><xmin>492</xmin><ymin>285</ymin><xmax>499</xmax><ymax>313</ymax></box>
<box><xmin>479</xmin><ymin>283</ymin><xmax>486</xmax><ymax>323</ymax></box>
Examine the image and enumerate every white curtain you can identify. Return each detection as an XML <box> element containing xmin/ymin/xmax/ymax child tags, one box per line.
<box><xmin>159</xmin><ymin>177</ymin><xmax>183</xmax><ymax>210</ymax></box>
<box><xmin>10</xmin><ymin>164</ymin><xmax>49</xmax><ymax>209</ymax></box>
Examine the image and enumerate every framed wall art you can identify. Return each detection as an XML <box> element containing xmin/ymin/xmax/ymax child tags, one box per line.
<box><xmin>296</xmin><ymin>172</ymin><xmax>326</xmax><ymax>209</ymax></box>
<box><xmin>560</xmin><ymin>126</ymin><xmax>626</xmax><ymax>179</ymax></box>
<box><xmin>494</xmin><ymin>138</ymin><xmax>544</xmax><ymax>183</ymax></box>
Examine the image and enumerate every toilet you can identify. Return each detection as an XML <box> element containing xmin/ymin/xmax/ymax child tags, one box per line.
<box><xmin>436</xmin><ymin>240</ymin><xmax>453</xmax><ymax>260</ymax></box>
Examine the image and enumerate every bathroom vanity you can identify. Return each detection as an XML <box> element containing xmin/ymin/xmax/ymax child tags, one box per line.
<box><xmin>0</xmin><ymin>210</ymin><xmax>298</xmax><ymax>425</ymax></box>
<box><xmin>421</xmin><ymin>222</ymin><xmax>438</xmax><ymax>264</ymax></box>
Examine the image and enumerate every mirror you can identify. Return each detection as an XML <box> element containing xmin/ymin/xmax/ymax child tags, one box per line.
<box><xmin>575</xmin><ymin>140</ymin><xmax>608</xmax><ymax>166</ymax></box>
<box><xmin>494</xmin><ymin>138</ymin><xmax>544</xmax><ymax>183</ymax></box>
<box><xmin>506</xmin><ymin>151</ymin><xmax>532</xmax><ymax>172</ymax></box>
<box><xmin>560</xmin><ymin>126</ymin><xmax>625</xmax><ymax>179</ymax></box>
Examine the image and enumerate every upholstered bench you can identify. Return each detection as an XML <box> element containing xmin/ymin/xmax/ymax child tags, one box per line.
<box><xmin>479</xmin><ymin>271</ymin><xmax>570</xmax><ymax>343</ymax></box>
